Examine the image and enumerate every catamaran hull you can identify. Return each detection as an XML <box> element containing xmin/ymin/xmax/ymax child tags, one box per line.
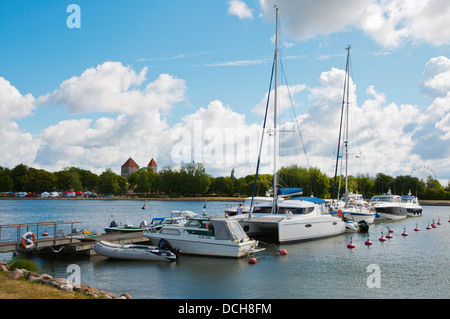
<box><xmin>239</xmin><ymin>215</ymin><xmax>345</xmax><ymax>244</ymax></box>
<box><xmin>144</xmin><ymin>235</ymin><xmax>261</xmax><ymax>258</ymax></box>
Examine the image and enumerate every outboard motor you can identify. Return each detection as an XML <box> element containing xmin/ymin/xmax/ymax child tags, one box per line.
<box><xmin>109</xmin><ymin>220</ymin><xmax>119</xmax><ymax>228</ymax></box>
<box><xmin>158</xmin><ymin>238</ymin><xmax>181</xmax><ymax>257</ymax></box>
<box><xmin>358</xmin><ymin>220</ymin><xmax>369</xmax><ymax>233</ymax></box>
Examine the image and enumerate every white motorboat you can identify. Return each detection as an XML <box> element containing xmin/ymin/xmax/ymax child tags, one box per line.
<box><xmin>93</xmin><ymin>241</ymin><xmax>178</xmax><ymax>261</ymax></box>
<box><xmin>401</xmin><ymin>192</ymin><xmax>423</xmax><ymax>217</ymax></box>
<box><xmin>225</xmin><ymin>196</ymin><xmax>273</xmax><ymax>216</ymax></box>
<box><xmin>370</xmin><ymin>190</ymin><xmax>408</xmax><ymax>220</ymax></box>
<box><xmin>143</xmin><ymin>217</ymin><xmax>264</xmax><ymax>258</ymax></box>
<box><xmin>333</xmin><ymin>194</ymin><xmax>377</xmax><ymax>224</ymax></box>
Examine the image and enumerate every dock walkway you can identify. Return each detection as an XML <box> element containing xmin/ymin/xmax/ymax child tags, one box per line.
<box><xmin>0</xmin><ymin>221</ymin><xmax>149</xmax><ymax>256</ymax></box>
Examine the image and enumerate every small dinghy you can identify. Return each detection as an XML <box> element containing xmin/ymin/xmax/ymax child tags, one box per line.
<box><xmin>93</xmin><ymin>240</ymin><xmax>179</xmax><ymax>262</ymax></box>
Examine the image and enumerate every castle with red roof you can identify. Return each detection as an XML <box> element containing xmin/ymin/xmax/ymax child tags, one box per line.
<box><xmin>121</xmin><ymin>157</ymin><xmax>157</xmax><ymax>178</ymax></box>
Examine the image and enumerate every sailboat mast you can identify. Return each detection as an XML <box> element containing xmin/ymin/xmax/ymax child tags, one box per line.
<box><xmin>344</xmin><ymin>46</ymin><xmax>351</xmax><ymax>207</ymax></box>
<box><xmin>272</xmin><ymin>6</ymin><xmax>279</xmax><ymax>214</ymax></box>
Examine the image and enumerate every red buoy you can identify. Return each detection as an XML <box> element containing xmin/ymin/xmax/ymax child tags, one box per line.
<box><xmin>248</xmin><ymin>257</ymin><xmax>258</xmax><ymax>264</ymax></box>
<box><xmin>365</xmin><ymin>237</ymin><xmax>372</xmax><ymax>245</ymax></box>
<box><xmin>414</xmin><ymin>223</ymin><xmax>420</xmax><ymax>231</ymax></box>
<box><xmin>42</xmin><ymin>231</ymin><xmax>49</xmax><ymax>237</ymax></box>
<box><xmin>437</xmin><ymin>219</ymin><xmax>442</xmax><ymax>225</ymax></box>
<box><xmin>279</xmin><ymin>249</ymin><xmax>288</xmax><ymax>256</ymax></box>
<box><xmin>402</xmin><ymin>227</ymin><xmax>408</xmax><ymax>236</ymax></box>
<box><xmin>386</xmin><ymin>233</ymin><xmax>393</xmax><ymax>239</ymax></box>
<box><xmin>347</xmin><ymin>237</ymin><xmax>355</xmax><ymax>249</ymax></box>
<box><xmin>379</xmin><ymin>232</ymin><xmax>386</xmax><ymax>242</ymax></box>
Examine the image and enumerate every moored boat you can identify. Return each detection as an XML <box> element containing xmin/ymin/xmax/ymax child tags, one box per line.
<box><xmin>401</xmin><ymin>192</ymin><xmax>423</xmax><ymax>217</ymax></box>
<box><xmin>370</xmin><ymin>190</ymin><xmax>408</xmax><ymax>220</ymax></box>
<box><xmin>143</xmin><ymin>217</ymin><xmax>264</xmax><ymax>258</ymax></box>
<box><xmin>93</xmin><ymin>240</ymin><xmax>178</xmax><ymax>261</ymax></box>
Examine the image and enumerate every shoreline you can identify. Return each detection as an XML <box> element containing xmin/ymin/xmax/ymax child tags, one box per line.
<box><xmin>0</xmin><ymin>196</ymin><xmax>244</xmax><ymax>202</ymax></box>
<box><xmin>1</xmin><ymin>197</ymin><xmax>449</xmax><ymax>205</ymax></box>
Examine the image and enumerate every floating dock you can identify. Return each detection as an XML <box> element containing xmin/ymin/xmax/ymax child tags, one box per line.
<box><xmin>0</xmin><ymin>221</ymin><xmax>150</xmax><ymax>256</ymax></box>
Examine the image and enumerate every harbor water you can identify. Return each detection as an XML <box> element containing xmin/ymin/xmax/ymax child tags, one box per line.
<box><xmin>0</xmin><ymin>199</ymin><xmax>449</xmax><ymax>299</ymax></box>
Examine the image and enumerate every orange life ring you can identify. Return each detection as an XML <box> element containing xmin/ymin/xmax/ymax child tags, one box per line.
<box><xmin>21</xmin><ymin>232</ymin><xmax>36</xmax><ymax>249</ymax></box>
<box><xmin>338</xmin><ymin>210</ymin><xmax>343</xmax><ymax>217</ymax></box>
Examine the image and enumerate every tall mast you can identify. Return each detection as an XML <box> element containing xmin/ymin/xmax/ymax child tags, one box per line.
<box><xmin>272</xmin><ymin>6</ymin><xmax>279</xmax><ymax>214</ymax></box>
<box><xmin>344</xmin><ymin>46</ymin><xmax>351</xmax><ymax>207</ymax></box>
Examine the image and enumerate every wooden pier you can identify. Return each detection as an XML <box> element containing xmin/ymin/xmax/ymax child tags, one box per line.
<box><xmin>0</xmin><ymin>221</ymin><xmax>150</xmax><ymax>256</ymax></box>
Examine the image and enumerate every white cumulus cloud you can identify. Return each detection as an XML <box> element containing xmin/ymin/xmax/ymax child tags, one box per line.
<box><xmin>228</xmin><ymin>0</ymin><xmax>254</xmax><ymax>20</ymax></box>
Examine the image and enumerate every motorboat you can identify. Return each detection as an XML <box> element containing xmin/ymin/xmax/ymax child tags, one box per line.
<box><xmin>104</xmin><ymin>220</ymin><xmax>150</xmax><ymax>233</ymax></box>
<box><xmin>149</xmin><ymin>210</ymin><xmax>197</xmax><ymax>229</ymax></box>
<box><xmin>232</xmin><ymin>196</ymin><xmax>346</xmax><ymax>243</ymax></box>
<box><xmin>370</xmin><ymin>189</ymin><xmax>408</xmax><ymax>220</ymax></box>
<box><xmin>331</xmin><ymin>193</ymin><xmax>376</xmax><ymax>224</ymax></box>
<box><xmin>143</xmin><ymin>216</ymin><xmax>264</xmax><ymax>258</ymax></box>
<box><xmin>225</xmin><ymin>196</ymin><xmax>273</xmax><ymax>216</ymax></box>
<box><xmin>401</xmin><ymin>192</ymin><xmax>423</xmax><ymax>217</ymax></box>
<box><xmin>225</xmin><ymin>189</ymin><xmax>303</xmax><ymax>216</ymax></box>
<box><xmin>93</xmin><ymin>240</ymin><xmax>178</xmax><ymax>261</ymax></box>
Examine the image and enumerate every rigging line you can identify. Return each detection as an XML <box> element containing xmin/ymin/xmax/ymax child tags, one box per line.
<box><xmin>279</xmin><ymin>58</ymin><xmax>310</xmax><ymax>169</ymax></box>
<box><xmin>250</xmin><ymin>58</ymin><xmax>276</xmax><ymax>214</ymax></box>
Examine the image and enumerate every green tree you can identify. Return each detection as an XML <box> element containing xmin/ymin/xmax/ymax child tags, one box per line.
<box><xmin>98</xmin><ymin>168</ymin><xmax>126</xmax><ymax>195</ymax></box>
<box><xmin>0</xmin><ymin>169</ymin><xmax>14</xmax><ymax>191</ymax></box>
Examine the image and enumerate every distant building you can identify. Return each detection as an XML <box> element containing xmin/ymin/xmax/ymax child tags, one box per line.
<box><xmin>148</xmin><ymin>158</ymin><xmax>158</xmax><ymax>174</ymax></box>
<box><xmin>121</xmin><ymin>157</ymin><xmax>140</xmax><ymax>178</ymax></box>
<box><xmin>121</xmin><ymin>157</ymin><xmax>158</xmax><ymax>177</ymax></box>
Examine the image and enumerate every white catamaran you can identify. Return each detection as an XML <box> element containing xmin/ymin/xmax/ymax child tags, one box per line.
<box><xmin>230</xmin><ymin>7</ymin><xmax>345</xmax><ymax>243</ymax></box>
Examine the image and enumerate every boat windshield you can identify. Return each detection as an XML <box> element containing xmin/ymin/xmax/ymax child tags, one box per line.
<box><xmin>252</xmin><ymin>205</ymin><xmax>315</xmax><ymax>215</ymax></box>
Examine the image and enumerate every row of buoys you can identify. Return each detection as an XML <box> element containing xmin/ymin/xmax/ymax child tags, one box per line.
<box><xmin>347</xmin><ymin>219</ymin><xmax>445</xmax><ymax>248</ymax></box>
<box><xmin>248</xmin><ymin>244</ymin><xmax>288</xmax><ymax>264</ymax></box>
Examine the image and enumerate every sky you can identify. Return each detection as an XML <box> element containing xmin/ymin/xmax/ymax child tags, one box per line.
<box><xmin>1</xmin><ymin>0</ymin><xmax>450</xmax><ymax>186</ymax></box>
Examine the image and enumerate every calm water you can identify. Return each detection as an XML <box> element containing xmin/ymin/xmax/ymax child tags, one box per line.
<box><xmin>0</xmin><ymin>199</ymin><xmax>449</xmax><ymax>299</ymax></box>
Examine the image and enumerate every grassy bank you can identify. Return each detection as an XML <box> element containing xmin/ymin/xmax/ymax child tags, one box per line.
<box><xmin>0</xmin><ymin>272</ymin><xmax>92</xmax><ymax>299</ymax></box>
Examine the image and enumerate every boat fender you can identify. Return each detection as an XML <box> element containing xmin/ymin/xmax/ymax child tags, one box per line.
<box><xmin>21</xmin><ymin>232</ymin><xmax>36</xmax><ymax>249</ymax></box>
<box><xmin>338</xmin><ymin>210</ymin><xmax>342</xmax><ymax>217</ymax></box>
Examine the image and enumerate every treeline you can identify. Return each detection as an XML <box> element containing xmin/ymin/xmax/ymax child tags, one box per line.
<box><xmin>1</xmin><ymin>163</ymin><xmax>449</xmax><ymax>200</ymax></box>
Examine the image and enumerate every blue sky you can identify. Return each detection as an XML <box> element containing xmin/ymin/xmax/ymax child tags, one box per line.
<box><xmin>1</xmin><ymin>0</ymin><xmax>450</xmax><ymax>186</ymax></box>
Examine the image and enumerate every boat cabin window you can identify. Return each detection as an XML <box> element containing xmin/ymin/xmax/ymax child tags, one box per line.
<box><xmin>253</xmin><ymin>206</ymin><xmax>315</xmax><ymax>214</ymax></box>
<box><xmin>184</xmin><ymin>220</ymin><xmax>202</xmax><ymax>228</ymax></box>
<box><xmin>160</xmin><ymin>229</ymin><xmax>181</xmax><ymax>235</ymax></box>
<box><xmin>277</xmin><ymin>206</ymin><xmax>315</xmax><ymax>215</ymax></box>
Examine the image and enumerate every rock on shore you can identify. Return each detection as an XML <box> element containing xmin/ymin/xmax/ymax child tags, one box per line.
<box><xmin>0</xmin><ymin>261</ymin><xmax>132</xmax><ymax>299</ymax></box>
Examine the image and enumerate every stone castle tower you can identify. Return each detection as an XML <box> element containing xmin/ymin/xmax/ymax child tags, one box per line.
<box><xmin>121</xmin><ymin>157</ymin><xmax>158</xmax><ymax>177</ymax></box>
<box><xmin>121</xmin><ymin>157</ymin><xmax>140</xmax><ymax>178</ymax></box>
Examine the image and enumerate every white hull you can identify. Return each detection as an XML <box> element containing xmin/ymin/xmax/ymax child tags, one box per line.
<box><xmin>347</xmin><ymin>212</ymin><xmax>376</xmax><ymax>224</ymax></box>
<box><xmin>93</xmin><ymin>241</ymin><xmax>176</xmax><ymax>261</ymax></box>
<box><xmin>238</xmin><ymin>214</ymin><xmax>345</xmax><ymax>244</ymax></box>
<box><xmin>377</xmin><ymin>213</ymin><xmax>407</xmax><ymax>220</ymax></box>
<box><xmin>145</xmin><ymin>234</ymin><xmax>259</xmax><ymax>258</ymax></box>
<box><xmin>143</xmin><ymin>218</ymin><xmax>264</xmax><ymax>258</ymax></box>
